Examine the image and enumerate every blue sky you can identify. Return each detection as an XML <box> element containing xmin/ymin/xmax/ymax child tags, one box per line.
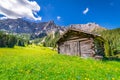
<box><xmin>0</xmin><ymin>0</ymin><xmax>120</xmax><ymax>29</ymax></box>
<box><xmin>36</xmin><ymin>0</ymin><xmax>120</xmax><ymax>29</ymax></box>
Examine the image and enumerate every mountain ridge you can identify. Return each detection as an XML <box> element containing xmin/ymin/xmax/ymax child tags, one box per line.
<box><xmin>0</xmin><ymin>19</ymin><xmax>106</xmax><ymax>40</ymax></box>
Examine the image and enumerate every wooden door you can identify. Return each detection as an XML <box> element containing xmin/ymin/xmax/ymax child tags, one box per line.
<box><xmin>80</xmin><ymin>40</ymin><xmax>93</xmax><ymax>58</ymax></box>
<box><xmin>69</xmin><ymin>41</ymin><xmax>80</xmax><ymax>56</ymax></box>
<box><xmin>62</xmin><ymin>41</ymin><xmax>80</xmax><ymax>56</ymax></box>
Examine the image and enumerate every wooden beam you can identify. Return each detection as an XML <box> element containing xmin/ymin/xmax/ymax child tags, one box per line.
<box><xmin>64</xmin><ymin>38</ymin><xmax>90</xmax><ymax>42</ymax></box>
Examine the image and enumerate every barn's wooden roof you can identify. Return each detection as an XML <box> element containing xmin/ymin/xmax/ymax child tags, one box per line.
<box><xmin>57</xmin><ymin>27</ymin><xmax>105</xmax><ymax>43</ymax></box>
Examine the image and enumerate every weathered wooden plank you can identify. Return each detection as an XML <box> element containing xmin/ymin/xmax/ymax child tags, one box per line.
<box><xmin>64</xmin><ymin>38</ymin><xmax>90</xmax><ymax>42</ymax></box>
<box><xmin>80</xmin><ymin>40</ymin><xmax>95</xmax><ymax>57</ymax></box>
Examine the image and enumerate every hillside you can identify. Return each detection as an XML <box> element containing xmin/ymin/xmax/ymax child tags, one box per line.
<box><xmin>1</xmin><ymin>19</ymin><xmax>120</xmax><ymax>56</ymax></box>
<box><xmin>99</xmin><ymin>28</ymin><xmax>120</xmax><ymax>55</ymax></box>
<box><xmin>0</xmin><ymin>46</ymin><xmax>120</xmax><ymax>80</ymax></box>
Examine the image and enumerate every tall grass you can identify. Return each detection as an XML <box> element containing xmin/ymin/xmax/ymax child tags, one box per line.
<box><xmin>0</xmin><ymin>46</ymin><xmax>120</xmax><ymax>80</ymax></box>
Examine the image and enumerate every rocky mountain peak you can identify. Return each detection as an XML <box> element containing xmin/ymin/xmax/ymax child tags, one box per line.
<box><xmin>0</xmin><ymin>19</ymin><xmax>106</xmax><ymax>39</ymax></box>
<box><xmin>69</xmin><ymin>23</ymin><xmax>106</xmax><ymax>33</ymax></box>
<box><xmin>48</xmin><ymin>20</ymin><xmax>54</xmax><ymax>24</ymax></box>
<box><xmin>0</xmin><ymin>19</ymin><xmax>65</xmax><ymax>39</ymax></box>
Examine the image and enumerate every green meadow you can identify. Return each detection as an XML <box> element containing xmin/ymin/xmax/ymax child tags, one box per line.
<box><xmin>0</xmin><ymin>46</ymin><xmax>120</xmax><ymax>80</ymax></box>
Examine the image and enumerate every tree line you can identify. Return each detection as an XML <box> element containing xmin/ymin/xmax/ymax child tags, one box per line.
<box><xmin>99</xmin><ymin>28</ymin><xmax>120</xmax><ymax>56</ymax></box>
<box><xmin>0</xmin><ymin>32</ymin><xmax>29</xmax><ymax>48</ymax></box>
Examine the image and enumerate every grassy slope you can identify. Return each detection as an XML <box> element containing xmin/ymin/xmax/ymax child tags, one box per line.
<box><xmin>0</xmin><ymin>46</ymin><xmax>120</xmax><ymax>80</ymax></box>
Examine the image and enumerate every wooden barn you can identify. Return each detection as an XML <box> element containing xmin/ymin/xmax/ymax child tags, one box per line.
<box><xmin>57</xmin><ymin>28</ymin><xmax>105</xmax><ymax>58</ymax></box>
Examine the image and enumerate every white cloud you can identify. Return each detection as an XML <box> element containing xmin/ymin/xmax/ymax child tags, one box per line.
<box><xmin>57</xmin><ymin>16</ymin><xmax>61</xmax><ymax>21</ymax></box>
<box><xmin>83</xmin><ymin>8</ymin><xmax>89</xmax><ymax>15</ymax></box>
<box><xmin>0</xmin><ymin>16</ymin><xmax>7</xmax><ymax>20</ymax></box>
<box><xmin>0</xmin><ymin>0</ymin><xmax>41</xmax><ymax>20</ymax></box>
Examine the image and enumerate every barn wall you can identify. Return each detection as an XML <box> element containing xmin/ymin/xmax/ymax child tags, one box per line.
<box><xmin>58</xmin><ymin>41</ymin><xmax>80</xmax><ymax>56</ymax></box>
<box><xmin>58</xmin><ymin>38</ymin><xmax>95</xmax><ymax>57</ymax></box>
<box><xmin>80</xmin><ymin>38</ymin><xmax>95</xmax><ymax>58</ymax></box>
<box><xmin>57</xmin><ymin>30</ymin><xmax>105</xmax><ymax>58</ymax></box>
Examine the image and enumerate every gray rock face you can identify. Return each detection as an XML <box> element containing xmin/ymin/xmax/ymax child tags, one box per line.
<box><xmin>0</xmin><ymin>19</ymin><xmax>106</xmax><ymax>39</ymax></box>
<box><xmin>67</xmin><ymin>23</ymin><xmax>106</xmax><ymax>33</ymax></box>
<box><xmin>0</xmin><ymin>19</ymin><xmax>65</xmax><ymax>39</ymax></box>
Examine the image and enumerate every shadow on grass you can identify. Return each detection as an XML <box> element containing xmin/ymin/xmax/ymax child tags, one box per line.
<box><xmin>102</xmin><ymin>56</ymin><xmax>120</xmax><ymax>62</ymax></box>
